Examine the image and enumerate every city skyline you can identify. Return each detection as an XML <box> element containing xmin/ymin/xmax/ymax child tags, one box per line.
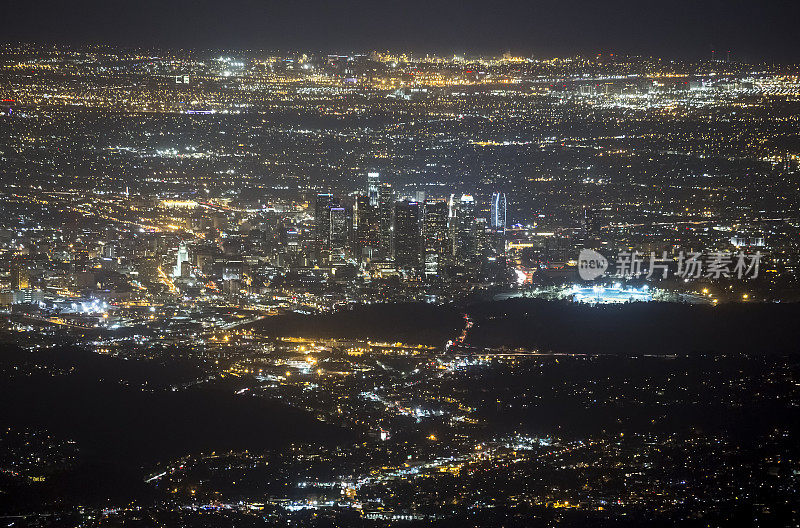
<box><xmin>1</xmin><ymin>37</ymin><xmax>799</xmax><ymax>527</ymax></box>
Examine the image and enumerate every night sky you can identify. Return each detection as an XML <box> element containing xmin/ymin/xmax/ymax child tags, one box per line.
<box><xmin>5</xmin><ymin>0</ymin><xmax>800</xmax><ymax>61</ymax></box>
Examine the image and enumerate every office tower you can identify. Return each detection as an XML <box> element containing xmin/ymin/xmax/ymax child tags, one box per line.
<box><xmin>490</xmin><ymin>192</ymin><xmax>507</xmax><ymax>232</ymax></box>
<box><xmin>180</xmin><ymin>260</ymin><xmax>192</xmax><ymax>278</ymax></box>
<box><xmin>423</xmin><ymin>200</ymin><xmax>450</xmax><ymax>277</ymax></box>
<box><xmin>223</xmin><ymin>261</ymin><xmax>243</xmax><ymax>281</ymax></box>
<box><xmin>447</xmin><ymin>194</ymin><xmax>458</xmax><ymax>259</ymax></box>
<box><xmin>11</xmin><ymin>262</ymin><xmax>30</xmax><ymax>290</ymax></box>
<box><xmin>193</xmin><ymin>246</ymin><xmax>217</xmax><ymax>274</ymax></box>
<box><xmin>367</xmin><ymin>172</ymin><xmax>380</xmax><ymax>207</ymax></box>
<box><xmin>284</xmin><ymin>227</ymin><xmax>300</xmax><ymax>253</ymax></box>
<box><xmin>173</xmin><ymin>242</ymin><xmax>190</xmax><ymax>277</ymax></box>
<box><xmin>354</xmin><ymin>195</ymin><xmax>380</xmax><ymax>260</ymax></box>
<box><xmin>393</xmin><ymin>200</ymin><xmax>421</xmax><ymax>271</ymax></box>
<box><xmin>314</xmin><ymin>193</ymin><xmax>336</xmax><ymax>260</ymax></box>
<box><xmin>474</xmin><ymin>216</ymin><xmax>489</xmax><ymax>261</ymax></box>
<box><xmin>581</xmin><ymin>207</ymin><xmax>599</xmax><ymax>235</ymax></box>
<box><xmin>449</xmin><ymin>194</ymin><xmax>477</xmax><ymax>266</ymax></box>
<box><xmin>487</xmin><ymin>225</ymin><xmax>506</xmax><ymax>258</ymax></box>
<box><xmin>72</xmin><ymin>247</ymin><xmax>90</xmax><ymax>272</ymax></box>
<box><xmin>275</xmin><ymin>225</ymin><xmax>300</xmax><ymax>268</ymax></box>
<box><xmin>103</xmin><ymin>243</ymin><xmax>117</xmax><ymax>259</ymax></box>
<box><xmin>329</xmin><ymin>206</ymin><xmax>348</xmax><ymax>263</ymax></box>
<box><xmin>378</xmin><ymin>183</ymin><xmax>394</xmax><ymax>258</ymax></box>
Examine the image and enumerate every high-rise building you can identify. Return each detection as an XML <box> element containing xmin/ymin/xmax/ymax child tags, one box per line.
<box><xmin>378</xmin><ymin>183</ymin><xmax>394</xmax><ymax>258</ymax></box>
<box><xmin>423</xmin><ymin>200</ymin><xmax>450</xmax><ymax>277</ymax></box>
<box><xmin>314</xmin><ymin>193</ymin><xmax>336</xmax><ymax>260</ymax></box>
<box><xmin>10</xmin><ymin>262</ymin><xmax>30</xmax><ymax>290</ymax></box>
<box><xmin>581</xmin><ymin>207</ymin><xmax>599</xmax><ymax>235</ymax></box>
<box><xmin>449</xmin><ymin>194</ymin><xmax>477</xmax><ymax>266</ymax></box>
<box><xmin>329</xmin><ymin>206</ymin><xmax>349</xmax><ymax>263</ymax></box>
<box><xmin>474</xmin><ymin>217</ymin><xmax>489</xmax><ymax>261</ymax></box>
<box><xmin>172</xmin><ymin>242</ymin><xmax>190</xmax><ymax>277</ymax></box>
<box><xmin>393</xmin><ymin>200</ymin><xmax>421</xmax><ymax>271</ymax></box>
<box><xmin>102</xmin><ymin>243</ymin><xmax>117</xmax><ymax>259</ymax></box>
<box><xmin>284</xmin><ymin>227</ymin><xmax>300</xmax><ymax>253</ymax></box>
<box><xmin>180</xmin><ymin>260</ymin><xmax>192</xmax><ymax>278</ymax></box>
<box><xmin>367</xmin><ymin>172</ymin><xmax>380</xmax><ymax>207</ymax></box>
<box><xmin>223</xmin><ymin>261</ymin><xmax>243</xmax><ymax>281</ymax></box>
<box><xmin>354</xmin><ymin>195</ymin><xmax>380</xmax><ymax>260</ymax></box>
<box><xmin>490</xmin><ymin>192</ymin><xmax>507</xmax><ymax>232</ymax></box>
<box><xmin>72</xmin><ymin>247</ymin><xmax>90</xmax><ymax>273</ymax></box>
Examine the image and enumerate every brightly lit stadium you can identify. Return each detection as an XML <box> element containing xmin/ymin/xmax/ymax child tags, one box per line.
<box><xmin>568</xmin><ymin>284</ymin><xmax>653</xmax><ymax>304</ymax></box>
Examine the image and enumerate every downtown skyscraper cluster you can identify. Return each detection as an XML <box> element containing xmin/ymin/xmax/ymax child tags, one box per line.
<box><xmin>313</xmin><ymin>174</ymin><xmax>508</xmax><ymax>280</ymax></box>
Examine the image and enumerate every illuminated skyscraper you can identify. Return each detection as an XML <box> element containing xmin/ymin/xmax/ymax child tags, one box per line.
<box><xmin>449</xmin><ymin>194</ymin><xmax>477</xmax><ymax>266</ymax></box>
<box><xmin>314</xmin><ymin>193</ymin><xmax>336</xmax><ymax>260</ymax></box>
<box><xmin>367</xmin><ymin>172</ymin><xmax>380</xmax><ymax>207</ymax></box>
<box><xmin>490</xmin><ymin>192</ymin><xmax>507</xmax><ymax>232</ymax></box>
<box><xmin>393</xmin><ymin>200</ymin><xmax>421</xmax><ymax>271</ymax></box>
<box><xmin>172</xmin><ymin>242</ymin><xmax>190</xmax><ymax>278</ymax></box>
<box><xmin>354</xmin><ymin>195</ymin><xmax>380</xmax><ymax>260</ymax></box>
<box><xmin>329</xmin><ymin>206</ymin><xmax>348</xmax><ymax>263</ymax></box>
<box><xmin>423</xmin><ymin>200</ymin><xmax>449</xmax><ymax>277</ymax></box>
<box><xmin>378</xmin><ymin>183</ymin><xmax>394</xmax><ymax>258</ymax></box>
<box><xmin>582</xmin><ymin>207</ymin><xmax>599</xmax><ymax>235</ymax></box>
<box><xmin>284</xmin><ymin>227</ymin><xmax>300</xmax><ymax>253</ymax></box>
<box><xmin>11</xmin><ymin>262</ymin><xmax>30</xmax><ymax>290</ymax></box>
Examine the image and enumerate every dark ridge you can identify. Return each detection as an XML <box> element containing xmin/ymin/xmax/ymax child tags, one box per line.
<box><xmin>0</xmin><ymin>344</ymin><xmax>352</xmax><ymax>508</ymax></box>
<box><xmin>465</xmin><ymin>299</ymin><xmax>800</xmax><ymax>354</ymax></box>
<box><xmin>249</xmin><ymin>303</ymin><xmax>464</xmax><ymax>346</ymax></box>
